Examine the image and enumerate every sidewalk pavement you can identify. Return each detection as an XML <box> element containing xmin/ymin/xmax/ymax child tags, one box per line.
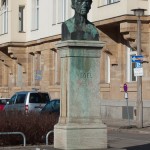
<box><xmin>104</xmin><ymin>119</ymin><xmax>150</xmax><ymax>134</ymax></box>
<box><xmin>0</xmin><ymin>145</ymin><xmax>57</xmax><ymax>150</ymax></box>
<box><xmin>0</xmin><ymin>145</ymin><xmax>125</xmax><ymax>150</ymax></box>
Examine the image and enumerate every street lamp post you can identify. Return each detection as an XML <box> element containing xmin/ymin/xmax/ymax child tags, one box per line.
<box><xmin>131</xmin><ymin>8</ymin><xmax>146</xmax><ymax>128</ymax></box>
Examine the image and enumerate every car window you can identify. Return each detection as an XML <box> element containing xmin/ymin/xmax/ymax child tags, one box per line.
<box><xmin>50</xmin><ymin>100</ymin><xmax>60</xmax><ymax>111</ymax></box>
<box><xmin>9</xmin><ymin>95</ymin><xmax>17</xmax><ymax>104</ymax></box>
<box><xmin>0</xmin><ymin>99</ymin><xmax>7</xmax><ymax>105</ymax></box>
<box><xmin>43</xmin><ymin>102</ymin><xmax>51</xmax><ymax>110</ymax></box>
<box><xmin>15</xmin><ymin>94</ymin><xmax>26</xmax><ymax>104</ymax></box>
<box><xmin>29</xmin><ymin>93</ymin><xmax>49</xmax><ymax>103</ymax></box>
<box><xmin>39</xmin><ymin>93</ymin><xmax>50</xmax><ymax>103</ymax></box>
<box><xmin>42</xmin><ymin>99</ymin><xmax>60</xmax><ymax>112</ymax></box>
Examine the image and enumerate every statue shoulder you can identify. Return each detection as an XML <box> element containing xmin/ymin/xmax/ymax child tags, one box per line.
<box><xmin>87</xmin><ymin>21</ymin><xmax>99</xmax><ymax>34</ymax></box>
<box><xmin>62</xmin><ymin>18</ymin><xmax>75</xmax><ymax>32</ymax></box>
<box><xmin>63</xmin><ymin>18</ymin><xmax>74</xmax><ymax>25</ymax></box>
<box><xmin>62</xmin><ymin>18</ymin><xmax>75</xmax><ymax>41</ymax></box>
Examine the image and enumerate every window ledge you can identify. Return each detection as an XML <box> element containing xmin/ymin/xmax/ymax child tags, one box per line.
<box><xmin>31</xmin><ymin>29</ymin><xmax>39</xmax><ymax>32</ymax></box>
<box><xmin>100</xmin><ymin>83</ymin><xmax>110</xmax><ymax>92</ymax></box>
<box><xmin>19</xmin><ymin>31</ymin><xmax>26</xmax><ymax>33</ymax></box>
<box><xmin>0</xmin><ymin>33</ymin><xmax>8</xmax><ymax>36</ymax></box>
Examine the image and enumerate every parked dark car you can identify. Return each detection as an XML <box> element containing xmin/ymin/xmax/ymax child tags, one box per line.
<box><xmin>40</xmin><ymin>99</ymin><xmax>60</xmax><ymax>114</ymax></box>
<box><xmin>0</xmin><ymin>98</ymin><xmax>10</xmax><ymax>111</ymax></box>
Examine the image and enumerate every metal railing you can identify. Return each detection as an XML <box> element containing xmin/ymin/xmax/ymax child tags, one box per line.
<box><xmin>46</xmin><ymin>130</ymin><xmax>54</xmax><ymax>145</ymax></box>
<box><xmin>0</xmin><ymin>132</ymin><xmax>26</xmax><ymax>146</ymax></box>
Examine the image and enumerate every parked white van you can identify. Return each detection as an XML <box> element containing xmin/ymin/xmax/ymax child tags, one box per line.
<box><xmin>4</xmin><ymin>91</ymin><xmax>51</xmax><ymax>113</ymax></box>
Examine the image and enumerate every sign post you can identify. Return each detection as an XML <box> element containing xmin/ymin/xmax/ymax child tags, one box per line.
<box><xmin>132</xmin><ymin>55</ymin><xmax>143</xmax><ymax>128</ymax></box>
<box><xmin>123</xmin><ymin>83</ymin><xmax>130</xmax><ymax>126</ymax></box>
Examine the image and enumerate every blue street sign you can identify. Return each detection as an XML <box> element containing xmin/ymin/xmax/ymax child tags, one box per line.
<box><xmin>132</xmin><ymin>55</ymin><xmax>143</xmax><ymax>63</ymax></box>
<box><xmin>135</xmin><ymin>62</ymin><xmax>142</xmax><ymax>68</ymax></box>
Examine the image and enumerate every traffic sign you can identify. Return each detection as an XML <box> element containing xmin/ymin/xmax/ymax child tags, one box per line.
<box><xmin>124</xmin><ymin>92</ymin><xmax>128</xmax><ymax>99</ymax></box>
<box><xmin>132</xmin><ymin>55</ymin><xmax>143</xmax><ymax>63</ymax></box>
<box><xmin>134</xmin><ymin>68</ymin><xmax>143</xmax><ymax>76</ymax></box>
<box><xmin>135</xmin><ymin>62</ymin><xmax>142</xmax><ymax>68</ymax></box>
<box><xmin>35</xmin><ymin>70</ymin><xmax>42</xmax><ymax>80</ymax></box>
<box><xmin>123</xmin><ymin>83</ymin><xmax>128</xmax><ymax>92</ymax></box>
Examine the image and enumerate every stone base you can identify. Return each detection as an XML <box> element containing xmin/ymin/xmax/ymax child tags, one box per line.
<box><xmin>54</xmin><ymin>123</ymin><xmax>107</xmax><ymax>150</ymax></box>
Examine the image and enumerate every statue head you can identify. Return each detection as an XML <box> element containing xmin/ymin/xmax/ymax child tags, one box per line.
<box><xmin>71</xmin><ymin>0</ymin><xmax>92</xmax><ymax>15</ymax></box>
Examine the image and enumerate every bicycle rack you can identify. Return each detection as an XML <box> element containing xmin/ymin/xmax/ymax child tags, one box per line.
<box><xmin>46</xmin><ymin>130</ymin><xmax>54</xmax><ymax>145</ymax></box>
<box><xmin>0</xmin><ymin>132</ymin><xmax>26</xmax><ymax>146</ymax></box>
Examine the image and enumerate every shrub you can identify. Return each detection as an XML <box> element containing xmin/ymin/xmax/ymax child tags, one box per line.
<box><xmin>0</xmin><ymin>111</ymin><xmax>59</xmax><ymax>146</ymax></box>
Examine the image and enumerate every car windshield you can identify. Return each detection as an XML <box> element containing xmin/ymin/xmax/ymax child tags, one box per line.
<box><xmin>16</xmin><ymin>94</ymin><xmax>26</xmax><ymax>104</ymax></box>
<box><xmin>29</xmin><ymin>93</ymin><xmax>50</xmax><ymax>103</ymax></box>
<box><xmin>0</xmin><ymin>99</ymin><xmax>7</xmax><ymax>105</ymax></box>
<box><xmin>42</xmin><ymin>99</ymin><xmax>60</xmax><ymax>112</ymax></box>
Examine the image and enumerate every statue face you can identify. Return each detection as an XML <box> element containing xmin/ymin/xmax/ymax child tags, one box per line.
<box><xmin>72</xmin><ymin>0</ymin><xmax>92</xmax><ymax>15</ymax></box>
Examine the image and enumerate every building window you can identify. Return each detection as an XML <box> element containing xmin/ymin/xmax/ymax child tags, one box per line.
<box><xmin>53</xmin><ymin>0</ymin><xmax>66</xmax><ymax>24</ymax></box>
<box><xmin>105</xmin><ymin>55</ymin><xmax>110</xmax><ymax>83</ymax></box>
<box><xmin>17</xmin><ymin>64</ymin><xmax>23</xmax><ymax>87</ymax></box>
<box><xmin>1</xmin><ymin>0</ymin><xmax>8</xmax><ymax>34</ymax></box>
<box><xmin>3</xmin><ymin>64</ymin><xmax>8</xmax><ymax>86</ymax></box>
<box><xmin>32</xmin><ymin>0</ymin><xmax>39</xmax><ymax>30</ymax></box>
<box><xmin>29</xmin><ymin>54</ymin><xmax>35</xmax><ymax>86</ymax></box>
<box><xmin>62</xmin><ymin>0</ymin><xmax>66</xmax><ymax>22</ymax></box>
<box><xmin>107</xmin><ymin>0</ymin><xmax>120</xmax><ymax>4</ymax></box>
<box><xmin>102</xmin><ymin>0</ymin><xmax>120</xmax><ymax>5</ymax></box>
<box><xmin>34</xmin><ymin>52</ymin><xmax>41</xmax><ymax>86</ymax></box>
<box><xmin>19</xmin><ymin>6</ymin><xmax>25</xmax><ymax>32</ymax></box>
<box><xmin>54</xmin><ymin>51</ymin><xmax>61</xmax><ymax>85</ymax></box>
<box><xmin>32</xmin><ymin>54</ymin><xmax>35</xmax><ymax>85</ymax></box>
<box><xmin>127</xmin><ymin>47</ymin><xmax>137</xmax><ymax>82</ymax></box>
<box><xmin>52</xmin><ymin>0</ymin><xmax>56</xmax><ymax>25</ymax></box>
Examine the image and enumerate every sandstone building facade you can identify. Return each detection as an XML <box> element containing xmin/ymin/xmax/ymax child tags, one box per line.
<box><xmin>0</xmin><ymin>0</ymin><xmax>150</xmax><ymax>122</ymax></box>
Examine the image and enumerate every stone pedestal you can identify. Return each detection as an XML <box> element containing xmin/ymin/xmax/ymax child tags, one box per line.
<box><xmin>54</xmin><ymin>40</ymin><xmax>107</xmax><ymax>150</ymax></box>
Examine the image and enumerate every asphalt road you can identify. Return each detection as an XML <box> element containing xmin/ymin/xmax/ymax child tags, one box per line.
<box><xmin>0</xmin><ymin>130</ymin><xmax>150</xmax><ymax>150</ymax></box>
<box><xmin>108</xmin><ymin>130</ymin><xmax>150</xmax><ymax>150</ymax></box>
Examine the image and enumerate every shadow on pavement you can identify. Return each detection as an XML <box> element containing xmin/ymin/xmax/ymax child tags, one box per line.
<box><xmin>124</xmin><ymin>143</ymin><xmax>150</xmax><ymax>150</ymax></box>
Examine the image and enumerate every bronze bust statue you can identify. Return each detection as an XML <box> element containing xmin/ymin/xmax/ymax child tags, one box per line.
<box><xmin>62</xmin><ymin>0</ymin><xmax>99</xmax><ymax>41</ymax></box>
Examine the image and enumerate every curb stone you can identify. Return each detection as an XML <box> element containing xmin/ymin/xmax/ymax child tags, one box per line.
<box><xmin>0</xmin><ymin>145</ymin><xmax>54</xmax><ymax>150</ymax></box>
<box><xmin>108</xmin><ymin>126</ymin><xmax>150</xmax><ymax>134</ymax></box>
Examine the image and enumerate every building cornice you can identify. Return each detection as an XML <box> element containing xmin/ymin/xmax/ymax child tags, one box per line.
<box><xmin>94</xmin><ymin>15</ymin><xmax>150</xmax><ymax>27</ymax></box>
<box><xmin>0</xmin><ymin>15</ymin><xmax>149</xmax><ymax>48</ymax></box>
<box><xmin>0</xmin><ymin>34</ymin><xmax>61</xmax><ymax>48</ymax></box>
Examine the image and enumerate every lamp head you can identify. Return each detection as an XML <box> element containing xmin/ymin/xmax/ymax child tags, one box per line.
<box><xmin>131</xmin><ymin>8</ymin><xmax>147</xmax><ymax>17</ymax></box>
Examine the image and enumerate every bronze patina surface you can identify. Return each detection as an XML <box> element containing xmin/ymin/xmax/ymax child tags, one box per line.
<box><xmin>62</xmin><ymin>0</ymin><xmax>99</xmax><ymax>41</ymax></box>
